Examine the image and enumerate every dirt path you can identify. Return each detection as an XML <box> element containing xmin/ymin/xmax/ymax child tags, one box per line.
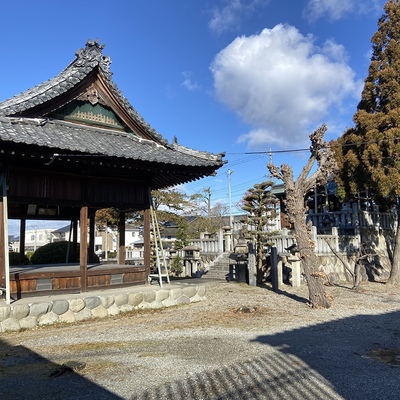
<box><xmin>1</xmin><ymin>281</ymin><xmax>399</xmax><ymax>399</ymax></box>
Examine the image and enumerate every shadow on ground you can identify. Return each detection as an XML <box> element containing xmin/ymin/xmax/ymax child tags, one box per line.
<box><xmin>0</xmin><ymin>340</ymin><xmax>122</xmax><ymax>400</ymax></box>
<box><xmin>131</xmin><ymin>311</ymin><xmax>400</xmax><ymax>400</ymax></box>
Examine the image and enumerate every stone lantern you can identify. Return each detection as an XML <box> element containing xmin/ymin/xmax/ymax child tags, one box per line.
<box><xmin>182</xmin><ymin>245</ymin><xmax>202</xmax><ymax>277</ymax></box>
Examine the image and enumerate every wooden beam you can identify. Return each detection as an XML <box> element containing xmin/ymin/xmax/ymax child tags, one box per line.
<box><xmin>144</xmin><ymin>207</ymin><xmax>151</xmax><ymax>275</ymax></box>
<box><xmin>19</xmin><ymin>219</ymin><xmax>26</xmax><ymax>265</ymax></box>
<box><xmin>118</xmin><ymin>211</ymin><xmax>125</xmax><ymax>265</ymax></box>
<box><xmin>72</xmin><ymin>219</ymin><xmax>78</xmax><ymax>261</ymax></box>
<box><xmin>0</xmin><ymin>173</ymin><xmax>10</xmax><ymax>304</ymax></box>
<box><xmin>89</xmin><ymin>213</ymin><xmax>95</xmax><ymax>263</ymax></box>
<box><xmin>0</xmin><ymin>195</ymin><xmax>5</xmax><ymax>288</ymax></box>
<box><xmin>80</xmin><ymin>206</ymin><xmax>88</xmax><ymax>292</ymax></box>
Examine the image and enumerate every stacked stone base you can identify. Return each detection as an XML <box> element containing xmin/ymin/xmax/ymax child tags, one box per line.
<box><xmin>0</xmin><ymin>284</ymin><xmax>206</xmax><ymax>333</ymax></box>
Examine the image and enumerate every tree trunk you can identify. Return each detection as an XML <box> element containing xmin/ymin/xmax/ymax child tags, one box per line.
<box><xmin>256</xmin><ymin>233</ymin><xmax>264</xmax><ymax>284</ymax></box>
<box><xmin>387</xmin><ymin>204</ymin><xmax>400</xmax><ymax>285</ymax></box>
<box><xmin>267</xmin><ymin>124</ymin><xmax>335</xmax><ymax>308</ymax></box>
<box><xmin>292</xmin><ymin>199</ymin><xmax>331</xmax><ymax>308</ymax></box>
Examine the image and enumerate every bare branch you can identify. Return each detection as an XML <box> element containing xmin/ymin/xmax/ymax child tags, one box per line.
<box><xmin>324</xmin><ymin>239</ymin><xmax>354</xmax><ymax>278</ymax></box>
<box><xmin>267</xmin><ymin>163</ymin><xmax>283</xmax><ymax>181</ymax></box>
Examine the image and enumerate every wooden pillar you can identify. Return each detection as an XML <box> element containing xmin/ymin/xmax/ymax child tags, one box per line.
<box><xmin>118</xmin><ymin>211</ymin><xmax>126</xmax><ymax>265</ymax></box>
<box><xmin>0</xmin><ymin>173</ymin><xmax>10</xmax><ymax>304</ymax></box>
<box><xmin>88</xmin><ymin>212</ymin><xmax>95</xmax><ymax>263</ymax></box>
<box><xmin>144</xmin><ymin>207</ymin><xmax>151</xmax><ymax>273</ymax></box>
<box><xmin>19</xmin><ymin>219</ymin><xmax>26</xmax><ymax>264</ymax></box>
<box><xmin>0</xmin><ymin>196</ymin><xmax>5</xmax><ymax>289</ymax></box>
<box><xmin>80</xmin><ymin>206</ymin><xmax>88</xmax><ymax>292</ymax></box>
<box><xmin>72</xmin><ymin>219</ymin><xmax>78</xmax><ymax>261</ymax></box>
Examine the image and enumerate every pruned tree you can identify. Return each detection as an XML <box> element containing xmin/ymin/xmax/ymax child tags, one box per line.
<box><xmin>268</xmin><ymin>124</ymin><xmax>337</xmax><ymax>308</ymax></box>
<box><xmin>334</xmin><ymin>0</ymin><xmax>400</xmax><ymax>285</ymax></box>
<box><xmin>241</xmin><ymin>181</ymin><xmax>278</xmax><ymax>283</ymax></box>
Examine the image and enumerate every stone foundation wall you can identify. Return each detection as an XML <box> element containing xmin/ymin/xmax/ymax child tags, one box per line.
<box><xmin>0</xmin><ymin>284</ymin><xmax>206</xmax><ymax>333</ymax></box>
<box><xmin>315</xmin><ymin>228</ymin><xmax>394</xmax><ymax>284</ymax></box>
<box><xmin>284</xmin><ymin>253</ymin><xmax>365</xmax><ymax>285</ymax></box>
<box><xmin>316</xmin><ymin>254</ymin><xmax>359</xmax><ymax>284</ymax></box>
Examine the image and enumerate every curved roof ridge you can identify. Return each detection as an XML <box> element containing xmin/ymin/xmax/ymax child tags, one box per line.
<box><xmin>0</xmin><ymin>39</ymin><xmax>168</xmax><ymax>146</ymax></box>
<box><xmin>67</xmin><ymin>39</ymin><xmax>112</xmax><ymax>78</ymax></box>
<box><xmin>171</xmin><ymin>142</ymin><xmax>226</xmax><ymax>163</ymax></box>
<box><xmin>0</xmin><ymin>41</ymin><xmax>100</xmax><ymax>116</ymax></box>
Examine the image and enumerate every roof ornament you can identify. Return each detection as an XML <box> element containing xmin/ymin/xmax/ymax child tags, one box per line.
<box><xmin>74</xmin><ymin>39</ymin><xmax>112</xmax><ymax>79</ymax></box>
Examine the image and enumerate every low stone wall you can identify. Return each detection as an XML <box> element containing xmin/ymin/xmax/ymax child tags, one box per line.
<box><xmin>0</xmin><ymin>284</ymin><xmax>206</xmax><ymax>333</ymax></box>
<box><xmin>282</xmin><ymin>253</ymin><xmax>369</xmax><ymax>285</ymax></box>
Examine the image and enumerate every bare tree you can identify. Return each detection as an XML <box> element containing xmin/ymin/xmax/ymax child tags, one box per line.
<box><xmin>268</xmin><ymin>124</ymin><xmax>337</xmax><ymax>308</ymax></box>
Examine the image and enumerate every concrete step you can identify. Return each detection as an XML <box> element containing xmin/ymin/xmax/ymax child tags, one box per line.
<box><xmin>203</xmin><ymin>254</ymin><xmax>231</xmax><ymax>279</ymax></box>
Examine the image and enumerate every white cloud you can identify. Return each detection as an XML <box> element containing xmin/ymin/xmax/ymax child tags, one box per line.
<box><xmin>181</xmin><ymin>71</ymin><xmax>200</xmax><ymax>91</ymax></box>
<box><xmin>303</xmin><ymin>0</ymin><xmax>384</xmax><ymax>22</ymax></box>
<box><xmin>209</xmin><ymin>0</ymin><xmax>269</xmax><ymax>34</ymax></box>
<box><xmin>210</xmin><ymin>24</ymin><xmax>361</xmax><ymax>149</ymax></box>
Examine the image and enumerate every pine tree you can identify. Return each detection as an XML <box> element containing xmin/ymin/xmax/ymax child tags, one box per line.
<box><xmin>241</xmin><ymin>181</ymin><xmax>278</xmax><ymax>283</ymax></box>
<box><xmin>335</xmin><ymin>0</ymin><xmax>400</xmax><ymax>284</ymax></box>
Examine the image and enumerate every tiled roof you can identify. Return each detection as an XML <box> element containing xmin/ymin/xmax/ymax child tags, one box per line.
<box><xmin>0</xmin><ymin>116</ymin><xmax>224</xmax><ymax>167</ymax></box>
<box><xmin>0</xmin><ymin>39</ymin><xmax>225</xmax><ymax>171</ymax></box>
<box><xmin>0</xmin><ymin>40</ymin><xmax>165</xmax><ymax>146</ymax></box>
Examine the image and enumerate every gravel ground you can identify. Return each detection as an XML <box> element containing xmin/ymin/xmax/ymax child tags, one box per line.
<box><xmin>1</xmin><ymin>280</ymin><xmax>400</xmax><ymax>399</ymax></box>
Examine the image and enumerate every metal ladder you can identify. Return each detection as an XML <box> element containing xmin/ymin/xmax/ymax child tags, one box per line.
<box><xmin>148</xmin><ymin>197</ymin><xmax>170</xmax><ymax>287</ymax></box>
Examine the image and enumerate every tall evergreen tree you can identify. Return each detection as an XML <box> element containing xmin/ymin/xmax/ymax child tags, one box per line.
<box><xmin>334</xmin><ymin>0</ymin><xmax>400</xmax><ymax>284</ymax></box>
<box><xmin>241</xmin><ymin>181</ymin><xmax>278</xmax><ymax>283</ymax></box>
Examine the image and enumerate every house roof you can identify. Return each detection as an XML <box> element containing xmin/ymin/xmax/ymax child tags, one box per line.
<box><xmin>0</xmin><ymin>116</ymin><xmax>223</xmax><ymax>168</ymax></box>
<box><xmin>52</xmin><ymin>225</ymin><xmax>71</xmax><ymax>234</ymax></box>
<box><xmin>0</xmin><ymin>39</ymin><xmax>225</xmax><ymax>189</ymax></box>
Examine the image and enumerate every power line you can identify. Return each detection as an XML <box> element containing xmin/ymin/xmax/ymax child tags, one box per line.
<box><xmin>244</xmin><ymin>148</ymin><xmax>309</xmax><ymax>154</ymax></box>
<box><xmin>229</xmin><ymin>135</ymin><xmax>400</xmax><ymax>156</ymax></box>
<box><xmin>184</xmin><ymin>135</ymin><xmax>400</xmax><ymax>203</ymax></box>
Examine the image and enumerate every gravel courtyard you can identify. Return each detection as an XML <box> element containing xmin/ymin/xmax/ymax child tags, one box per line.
<box><xmin>1</xmin><ymin>280</ymin><xmax>399</xmax><ymax>399</ymax></box>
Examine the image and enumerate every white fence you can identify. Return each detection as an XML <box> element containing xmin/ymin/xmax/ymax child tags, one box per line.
<box><xmin>193</xmin><ymin>206</ymin><xmax>396</xmax><ymax>256</ymax></box>
<box><xmin>266</xmin><ymin>227</ymin><xmax>361</xmax><ymax>255</ymax></box>
<box><xmin>306</xmin><ymin>203</ymin><xmax>396</xmax><ymax>233</ymax></box>
<box><xmin>190</xmin><ymin>238</ymin><xmax>222</xmax><ymax>254</ymax></box>
<box><xmin>191</xmin><ymin>226</ymin><xmax>362</xmax><ymax>256</ymax></box>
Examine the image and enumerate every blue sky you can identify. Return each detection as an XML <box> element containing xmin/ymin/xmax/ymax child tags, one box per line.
<box><xmin>1</xmin><ymin>0</ymin><xmax>387</xmax><ymax>232</ymax></box>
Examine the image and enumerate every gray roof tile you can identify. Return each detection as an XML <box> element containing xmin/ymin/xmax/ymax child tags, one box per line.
<box><xmin>0</xmin><ymin>116</ymin><xmax>224</xmax><ymax>168</ymax></box>
<box><xmin>0</xmin><ymin>39</ymin><xmax>226</xmax><ymax>173</ymax></box>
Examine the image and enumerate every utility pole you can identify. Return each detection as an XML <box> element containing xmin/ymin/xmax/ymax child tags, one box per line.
<box><xmin>227</xmin><ymin>169</ymin><xmax>234</xmax><ymax>228</ymax></box>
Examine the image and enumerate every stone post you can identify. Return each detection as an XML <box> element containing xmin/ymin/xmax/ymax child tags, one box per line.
<box><xmin>247</xmin><ymin>242</ymin><xmax>257</xmax><ymax>286</ymax></box>
<box><xmin>287</xmin><ymin>255</ymin><xmax>301</xmax><ymax>287</ymax></box>
<box><xmin>271</xmin><ymin>246</ymin><xmax>278</xmax><ymax>292</ymax></box>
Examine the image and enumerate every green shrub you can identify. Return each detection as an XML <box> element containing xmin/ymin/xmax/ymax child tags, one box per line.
<box><xmin>170</xmin><ymin>255</ymin><xmax>183</xmax><ymax>276</ymax></box>
<box><xmin>8</xmin><ymin>252</ymin><xmax>30</xmax><ymax>266</ymax></box>
<box><xmin>30</xmin><ymin>241</ymin><xmax>80</xmax><ymax>264</ymax></box>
